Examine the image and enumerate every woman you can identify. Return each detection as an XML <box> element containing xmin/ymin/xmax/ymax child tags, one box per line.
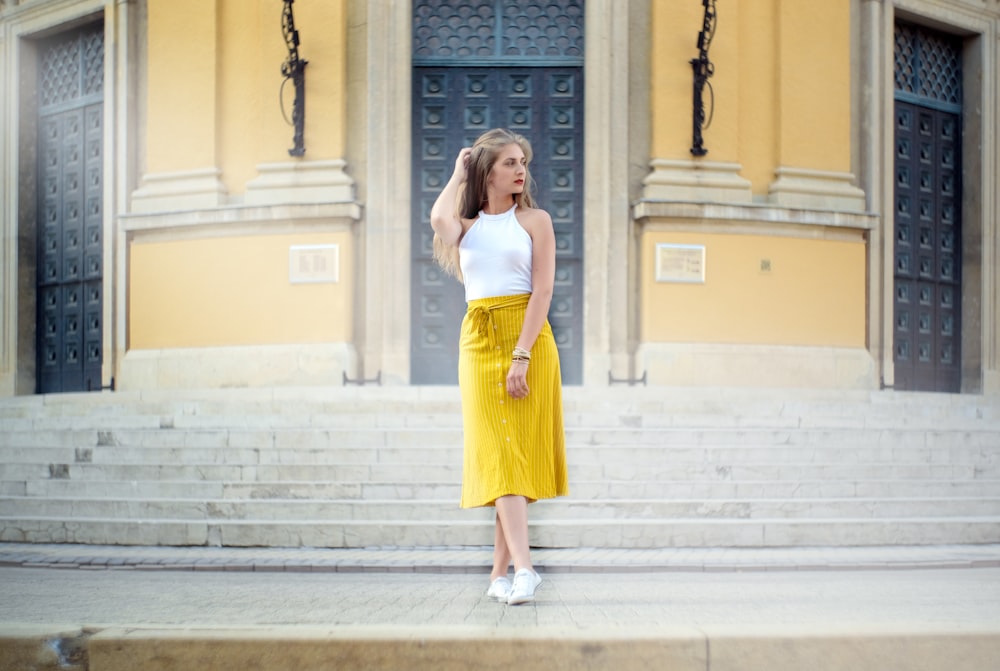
<box><xmin>430</xmin><ymin>128</ymin><xmax>569</xmax><ymax>605</ymax></box>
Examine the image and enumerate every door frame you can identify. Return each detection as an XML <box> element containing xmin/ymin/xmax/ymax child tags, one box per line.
<box><xmin>360</xmin><ymin>0</ymin><xmax>635</xmax><ymax>386</ymax></box>
<box><xmin>855</xmin><ymin>0</ymin><xmax>996</xmax><ymax>393</ymax></box>
<box><xmin>1</xmin><ymin>0</ymin><xmax>142</xmax><ymax>396</ymax></box>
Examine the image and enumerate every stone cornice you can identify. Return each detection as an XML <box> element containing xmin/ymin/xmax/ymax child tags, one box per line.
<box><xmin>633</xmin><ymin>200</ymin><xmax>878</xmax><ymax>236</ymax></box>
<box><xmin>121</xmin><ymin>202</ymin><xmax>362</xmax><ymax>237</ymax></box>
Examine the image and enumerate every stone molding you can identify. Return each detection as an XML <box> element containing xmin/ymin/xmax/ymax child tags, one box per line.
<box><xmin>641</xmin><ymin>158</ymin><xmax>754</xmax><ymax>204</ymax></box>
<box><xmin>120</xmin><ymin>202</ymin><xmax>361</xmax><ymax>240</ymax></box>
<box><xmin>129</xmin><ymin>167</ymin><xmax>228</xmax><ymax>213</ymax></box>
<box><xmin>633</xmin><ymin>200</ymin><xmax>877</xmax><ymax>239</ymax></box>
<box><xmin>245</xmin><ymin>159</ymin><xmax>356</xmax><ymax>206</ymax></box>
<box><xmin>767</xmin><ymin>166</ymin><xmax>868</xmax><ymax>213</ymax></box>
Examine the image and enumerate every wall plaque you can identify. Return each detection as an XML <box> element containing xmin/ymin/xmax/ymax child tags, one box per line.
<box><xmin>289</xmin><ymin>244</ymin><xmax>339</xmax><ymax>283</ymax></box>
<box><xmin>655</xmin><ymin>243</ymin><xmax>705</xmax><ymax>283</ymax></box>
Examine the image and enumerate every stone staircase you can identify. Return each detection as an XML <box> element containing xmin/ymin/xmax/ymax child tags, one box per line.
<box><xmin>1</xmin><ymin>385</ymin><xmax>998</xmax><ymax>548</ymax></box>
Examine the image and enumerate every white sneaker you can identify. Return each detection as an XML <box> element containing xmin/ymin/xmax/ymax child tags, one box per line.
<box><xmin>486</xmin><ymin>576</ymin><xmax>512</xmax><ymax>602</ymax></box>
<box><xmin>507</xmin><ymin>568</ymin><xmax>541</xmax><ymax>605</ymax></box>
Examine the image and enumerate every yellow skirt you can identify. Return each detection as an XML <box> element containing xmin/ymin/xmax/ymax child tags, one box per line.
<box><xmin>458</xmin><ymin>293</ymin><xmax>569</xmax><ymax>508</ymax></box>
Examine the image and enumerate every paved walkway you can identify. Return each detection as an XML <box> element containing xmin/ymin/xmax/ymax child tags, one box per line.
<box><xmin>1</xmin><ymin>543</ymin><xmax>998</xmax><ymax>629</ymax></box>
<box><xmin>3</xmin><ymin>542</ymin><xmax>1000</xmax><ymax>573</ymax></box>
<box><xmin>2</xmin><ymin>544</ymin><xmax>999</xmax><ymax>671</ymax></box>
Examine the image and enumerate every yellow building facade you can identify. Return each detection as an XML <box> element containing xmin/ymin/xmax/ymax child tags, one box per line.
<box><xmin>1</xmin><ymin>0</ymin><xmax>998</xmax><ymax>396</ymax></box>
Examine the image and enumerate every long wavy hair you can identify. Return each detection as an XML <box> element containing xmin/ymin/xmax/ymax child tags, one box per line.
<box><xmin>433</xmin><ymin>128</ymin><xmax>537</xmax><ymax>280</ymax></box>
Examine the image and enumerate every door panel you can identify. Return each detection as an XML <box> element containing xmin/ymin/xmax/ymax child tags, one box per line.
<box><xmin>36</xmin><ymin>25</ymin><xmax>104</xmax><ymax>393</ymax></box>
<box><xmin>892</xmin><ymin>101</ymin><xmax>961</xmax><ymax>392</ymax></box>
<box><xmin>411</xmin><ymin>67</ymin><xmax>583</xmax><ymax>384</ymax></box>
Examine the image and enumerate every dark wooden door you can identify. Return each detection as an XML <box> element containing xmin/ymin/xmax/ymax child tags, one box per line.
<box><xmin>892</xmin><ymin>103</ymin><xmax>961</xmax><ymax>392</ymax></box>
<box><xmin>411</xmin><ymin>66</ymin><xmax>584</xmax><ymax>385</ymax></box>
<box><xmin>36</xmin><ymin>25</ymin><xmax>104</xmax><ymax>393</ymax></box>
<box><xmin>892</xmin><ymin>22</ymin><xmax>962</xmax><ymax>393</ymax></box>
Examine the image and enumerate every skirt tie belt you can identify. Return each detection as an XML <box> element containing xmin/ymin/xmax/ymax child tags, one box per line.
<box><xmin>467</xmin><ymin>294</ymin><xmax>531</xmax><ymax>349</ymax></box>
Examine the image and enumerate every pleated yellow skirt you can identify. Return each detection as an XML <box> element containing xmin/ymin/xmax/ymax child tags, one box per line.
<box><xmin>458</xmin><ymin>293</ymin><xmax>569</xmax><ymax>508</ymax></box>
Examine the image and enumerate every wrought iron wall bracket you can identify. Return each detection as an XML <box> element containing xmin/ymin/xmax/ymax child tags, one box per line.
<box><xmin>281</xmin><ymin>0</ymin><xmax>308</xmax><ymax>157</ymax></box>
<box><xmin>690</xmin><ymin>0</ymin><xmax>717</xmax><ymax>157</ymax></box>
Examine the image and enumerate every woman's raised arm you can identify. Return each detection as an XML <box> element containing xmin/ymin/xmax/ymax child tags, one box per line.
<box><xmin>430</xmin><ymin>147</ymin><xmax>471</xmax><ymax>246</ymax></box>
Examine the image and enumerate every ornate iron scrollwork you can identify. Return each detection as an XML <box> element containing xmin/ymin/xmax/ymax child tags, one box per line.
<box><xmin>281</xmin><ymin>0</ymin><xmax>308</xmax><ymax>156</ymax></box>
<box><xmin>690</xmin><ymin>0</ymin><xmax>716</xmax><ymax>157</ymax></box>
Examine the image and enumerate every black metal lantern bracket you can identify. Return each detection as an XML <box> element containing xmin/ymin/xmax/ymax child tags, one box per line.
<box><xmin>690</xmin><ymin>0</ymin><xmax>717</xmax><ymax>157</ymax></box>
<box><xmin>281</xmin><ymin>0</ymin><xmax>308</xmax><ymax>157</ymax></box>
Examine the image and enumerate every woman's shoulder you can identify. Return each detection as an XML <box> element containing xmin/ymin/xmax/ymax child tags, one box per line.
<box><xmin>514</xmin><ymin>205</ymin><xmax>552</xmax><ymax>228</ymax></box>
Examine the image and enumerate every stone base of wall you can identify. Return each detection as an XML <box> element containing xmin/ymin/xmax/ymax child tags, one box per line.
<box><xmin>117</xmin><ymin>343</ymin><xmax>359</xmax><ymax>390</ymax></box>
<box><xmin>635</xmin><ymin>343</ymin><xmax>877</xmax><ymax>389</ymax></box>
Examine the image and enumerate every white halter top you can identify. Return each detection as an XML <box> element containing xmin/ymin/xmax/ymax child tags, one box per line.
<box><xmin>459</xmin><ymin>204</ymin><xmax>533</xmax><ymax>301</ymax></box>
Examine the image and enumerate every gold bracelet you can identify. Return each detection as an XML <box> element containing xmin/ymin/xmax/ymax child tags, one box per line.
<box><xmin>512</xmin><ymin>346</ymin><xmax>531</xmax><ymax>360</ymax></box>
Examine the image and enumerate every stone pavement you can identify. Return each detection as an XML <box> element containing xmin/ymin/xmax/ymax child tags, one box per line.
<box><xmin>2</xmin><ymin>543</ymin><xmax>999</xmax><ymax>670</ymax></box>
<box><xmin>2</xmin><ymin>541</ymin><xmax>1000</xmax><ymax>574</ymax></box>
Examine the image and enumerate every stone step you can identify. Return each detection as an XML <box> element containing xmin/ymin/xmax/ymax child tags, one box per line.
<box><xmin>2</xmin><ymin>460</ymin><xmax>994</xmax><ymax>484</ymax></box>
<box><xmin>2</xmin><ymin>386</ymin><xmax>996</xmax><ymax>550</ymax></box>
<box><xmin>8</xmin><ymin>478</ymin><xmax>1000</xmax><ymax>500</ymax></box>
<box><xmin>3</xmin><ymin>515</ymin><xmax>998</xmax><ymax>548</ymax></box>
<box><xmin>1</xmin><ymin>386</ymin><xmax>996</xmax><ymax>425</ymax></box>
<box><xmin>2</xmin><ymin>496</ymin><xmax>998</xmax><ymax>522</ymax></box>
<box><xmin>2</xmin><ymin>442</ymin><xmax>993</xmax><ymax>468</ymax></box>
<box><xmin>8</xmin><ymin>408</ymin><xmax>990</xmax><ymax>430</ymax></box>
<box><xmin>5</xmin><ymin>411</ymin><xmax>996</xmax><ymax>433</ymax></box>
<box><xmin>5</xmin><ymin>426</ymin><xmax>998</xmax><ymax>451</ymax></box>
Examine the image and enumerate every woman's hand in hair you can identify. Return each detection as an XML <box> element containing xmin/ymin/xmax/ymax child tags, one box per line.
<box><xmin>431</xmin><ymin>147</ymin><xmax>473</xmax><ymax>246</ymax></box>
<box><xmin>453</xmin><ymin>147</ymin><xmax>472</xmax><ymax>184</ymax></box>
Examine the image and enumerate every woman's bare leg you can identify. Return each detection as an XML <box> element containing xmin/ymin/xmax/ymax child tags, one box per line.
<box><xmin>494</xmin><ymin>495</ymin><xmax>532</xmax><ymax>572</ymax></box>
<box><xmin>491</xmin><ymin>514</ymin><xmax>512</xmax><ymax>580</ymax></box>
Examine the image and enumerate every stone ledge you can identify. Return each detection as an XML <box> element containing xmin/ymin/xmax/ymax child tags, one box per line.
<box><xmin>703</xmin><ymin>624</ymin><xmax>1000</xmax><ymax>671</ymax></box>
<box><xmin>3</xmin><ymin>624</ymin><xmax>999</xmax><ymax>671</ymax></box>
<box><xmin>87</xmin><ymin>626</ymin><xmax>706</xmax><ymax>671</ymax></box>
<box><xmin>633</xmin><ymin>200</ymin><xmax>877</xmax><ymax>233</ymax></box>
<box><xmin>121</xmin><ymin>202</ymin><xmax>362</xmax><ymax>236</ymax></box>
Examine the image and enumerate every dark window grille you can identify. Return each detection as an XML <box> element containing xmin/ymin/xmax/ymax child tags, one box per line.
<box><xmin>413</xmin><ymin>0</ymin><xmax>584</xmax><ymax>65</ymax></box>
<box><xmin>894</xmin><ymin>22</ymin><xmax>961</xmax><ymax>110</ymax></box>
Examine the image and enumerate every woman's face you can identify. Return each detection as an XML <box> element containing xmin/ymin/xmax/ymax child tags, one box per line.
<box><xmin>488</xmin><ymin>143</ymin><xmax>527</xmax><ymax>196</ymax></box>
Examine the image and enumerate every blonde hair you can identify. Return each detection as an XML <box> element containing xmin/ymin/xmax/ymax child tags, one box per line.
<box><xmin>433</xmin><ymin>128</ymin><xmax>536</xmax><ymax>280</ymax></box>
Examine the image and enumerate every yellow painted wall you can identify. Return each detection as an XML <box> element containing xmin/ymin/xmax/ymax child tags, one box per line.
<box><xmin>776</xmin><ymin>0</ymin><xmax>851</xmax><ymax>171</ymax></box>
<box><xmin>129</xmin><ymin>232</ymin><xmax>353</xmax><ymax>349</ymax></box>
<box><xmin>738</xmin><ymin>0</ymin><xmax>777</xmax><ymax>194</ymax></box>
<box><xmin>217</xmin><ymin>0</ymin><xmax>263</xmax><ymax>192</ymax></box>
<box><xmin>146</xmin><ymin>0</ymin><xmax>348</xmax><ymax>192</ymax></box>
<box><xmin>146</xmin><ymin>0</ymin><xmax>218</xmax><ymax>172</ymax></box>
<box><xmin>640</xmin><ymin>231</ymin><xmax>865</xmax><ymax>347</ymax></box>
